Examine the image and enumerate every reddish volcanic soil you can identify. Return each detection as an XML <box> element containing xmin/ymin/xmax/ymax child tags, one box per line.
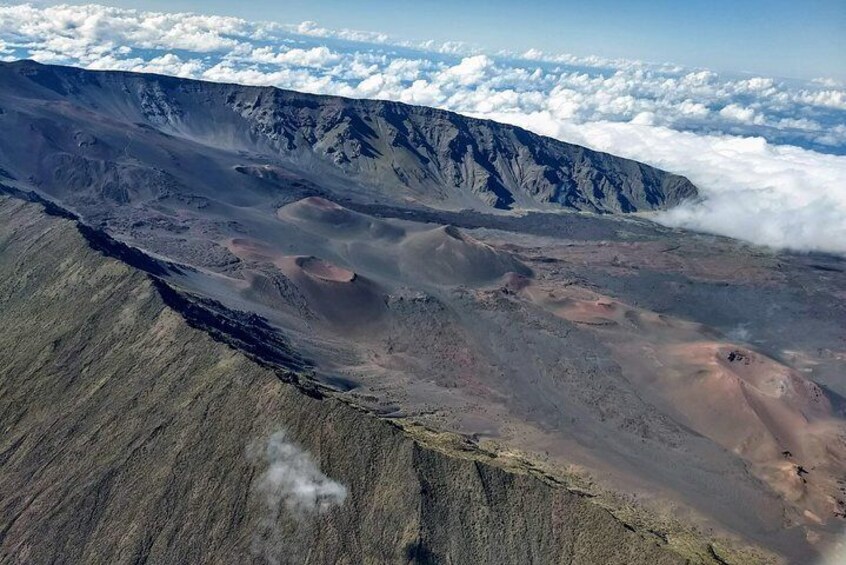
<box><xmin>522</xmin><ymin>279</ymin><xmax>846</xmax><ymax>534</ymax></box>
<box><xmin>85</xmin><ymin>196</ymin><xmax>845</xmax><ymax>563</ymax></box>
<box><xmin>295</xmin><ymin>256</ymin><xmax>356</xmax><ymax>282</ymax></box>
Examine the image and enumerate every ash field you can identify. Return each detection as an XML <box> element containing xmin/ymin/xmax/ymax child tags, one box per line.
<box><xmin>0</xmin><ymin>60</ymin><xmax>844</xmax><ymax>564</ymax></box>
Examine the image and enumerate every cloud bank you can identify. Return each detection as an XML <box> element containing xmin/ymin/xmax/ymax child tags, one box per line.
<box><xmin>248</xmin><ymin>429</ymin><xmax>347</xmax><ymax>564</ymax></box>
<box><xmin>1</xmin><ymin>3</ymin><xmax>845</xmax><ymax>254</ymax></box>
<box><xmin>488</xmin><ymin>114</ymin><xmax>846</xmax><ymax>254</ymax></box>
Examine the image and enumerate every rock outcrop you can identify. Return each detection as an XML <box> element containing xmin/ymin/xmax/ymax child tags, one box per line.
<box><xmin>0</xmin><ymin>60</ymin><xmax>697</xmax><ymax>213</ymax></box>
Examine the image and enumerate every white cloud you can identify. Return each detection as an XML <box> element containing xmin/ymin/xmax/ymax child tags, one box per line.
<box><xmin>247</xmin><ymin>429</ymin><xmax>347</xmax><ymax>565</ymax></box>
<box><xmin>2</xmin><ymin>4</ymin><xmax>843</xmax><ymax>142</ymax></box>
<box><xmin>718</xmin><ymin>103</ymin><xmax>763</xmax><ymax>124</ymax></box>
<box><xmin>486</xmin><ymin>112</ymin><xmax>846</xmax><ymax>254</ymax></box>
<box><xmin>677</xmin><ymin>99</ymin><xmax>709</xmax><ymax>117</ymax></box>
<box><xmin>630</xmin><ymin>111</ymin><xmax>656</xmax><ymax>125</ymax></box>
<box><xmin>0</xmin><ymin>4</ymin><xmax>249</xmax><ymax>56</ymax></box>
<box><xmin>798</xmin><ymin>89</ymin><xmax>846</xmax><ymax>111</ymax></box>
<box><xmin>1</xmin><ymin>3</ymin><xmax>845</xmax><ymax>254</ymax></box>
<box><xmin>293</xmin><ymin>19</ymin><xmax>389</xmax><ymax>44</ymax></box>
<box><xmin>438</xmin><ymin>55</ymin><xmax>493</xmax><ymax>86</ymax></box>
<box><xmin>113</xmin><ymin>53</ymin><xmax>206</xmax><ymax>77</ymax></box>
<box><xmin>813</xmin><ymin>77</ymin><xmax>843</xmax><ymax>89</ymax></box>
<box><xmin>294</xmin><ymin>20</ymin><xmax>329</xmax><ymax>38</ymax></box>
<box><xmin>247</xmin><ymin>45</ymin><xmax>340</xmax><ymax>68</ymax></box>
<box><xmin>251</xmin><ymin>430</ymin><xmax>347</xmax><ymax>517</ymax></box>
<box><xmin>520</xmin><ymin>48</ymin><xmax>545</xmax><ymax>61</ymax></box>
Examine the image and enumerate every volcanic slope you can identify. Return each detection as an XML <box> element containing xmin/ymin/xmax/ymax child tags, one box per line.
<box><xmin>0</xmin><ymin>60</ymin><xmax>696</xmax><ymax>213</ymax></box>
<box><xmin>0</xmin><ymin>195</ymin><xmax>725</xmax><ymax>565</ymax></box>
<box><xmin>0</xmin><ymin>61</ymin><xmax>844</xmax><ymax>564</ymax></box>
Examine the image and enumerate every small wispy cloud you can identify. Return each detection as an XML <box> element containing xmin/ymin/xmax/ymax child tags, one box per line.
<box><xmin>247</xmin><ymin>429</ymin><xmax>347</xmax><ymax>564</ymax></box>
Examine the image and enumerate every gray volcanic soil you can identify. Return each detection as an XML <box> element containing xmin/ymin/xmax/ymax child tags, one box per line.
<box><xmin>0</xmin><ymin>60</ymin><xmax>695</xmax><ymax>214</ymax></box>
<box><xmin>1</xmin><ymin>61</ymin><xmax>845</xmax><ymax>564</ymax></box>
<box><xmin>0</xmin><ymin>197</ymin><xmax>689</xmax><ymax>565</ymax></box>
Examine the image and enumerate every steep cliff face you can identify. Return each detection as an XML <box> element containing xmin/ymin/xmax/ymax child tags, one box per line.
<box><xmin>0</xmin><ymin>60</ymin><xmax>697</xmax><ymax>213</ymax></box>
<box><xmin>225</xmin><ymin>90</ymin><xmax>697</xmax><ymax>211</ymax></box>
<box><xmin>0</xmin><ymin>197</ymin><xmax>707</xmax><ymax>564</ymax></box>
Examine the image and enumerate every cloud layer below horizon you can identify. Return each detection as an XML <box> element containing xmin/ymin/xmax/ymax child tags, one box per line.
<box><xmin>2</xmin><ymin>3</ymin><xmax>845</xmax><ymax>254</ymax></box>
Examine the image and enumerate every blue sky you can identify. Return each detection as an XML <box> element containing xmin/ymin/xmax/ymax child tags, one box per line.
<box><xmin>68</xmin><ymin>0</ymin><xmax>846</xmax><ymax>80</ymax></box>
